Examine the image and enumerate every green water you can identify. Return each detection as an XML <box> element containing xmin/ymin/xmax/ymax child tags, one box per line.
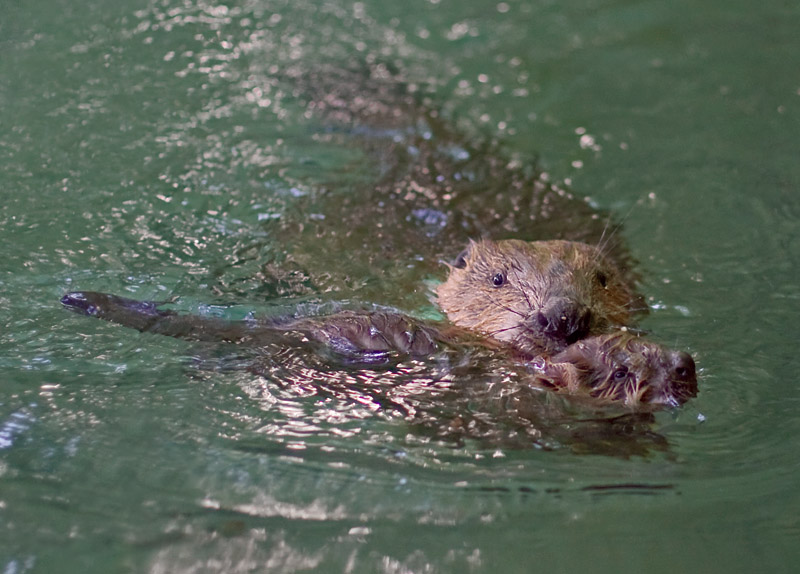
<box><xmin>2</xmin><ymin>0</ymin><xmax>800</xmax><ymax>572</ymax></box>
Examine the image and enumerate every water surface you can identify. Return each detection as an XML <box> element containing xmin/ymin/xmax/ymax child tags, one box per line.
<box><xmin>2</xmin><ymin>0</ymin><xmax>800</xmax><ymax>572</ymax></box>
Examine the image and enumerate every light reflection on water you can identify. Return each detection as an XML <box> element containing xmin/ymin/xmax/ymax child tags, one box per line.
<box><xmin>3</xmin><ymin>0</ymin><xmax>800</xmax><ymax>571</ymax></box>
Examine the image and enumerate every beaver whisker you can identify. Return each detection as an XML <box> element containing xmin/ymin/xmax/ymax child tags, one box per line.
<box><xmin>589</xmin><ymin>383</ymin><xmax>615</xmax><ymax>401</ymax></box>
<box><xmin>514</xmin><ymin>271</ymin><xmax>549</xmax><ymax>311</ymax></box>
<box><xmin>594</xmin><ymin>206</ymin><xmax>633</xmax><ymax>261</ymax></box>
<box><xmin>487</xmin><ymin>297</ymin><xmax>527</xmax><ymax>319</ymax></box>
<box><xmin>514</xmin><ymin>282</ymin><xmax>536</xmax><ymax>314</ymax></box>
<box><xmin>621</xmin><ymin>299</ymin><xmax>650</xmax><ymax>314</ymax></box>
<box><xmin>485</xmin><ymin>323</ymin><xmax>524</xmax><ymax>337</ymax></box>
<box><xmin>594</xmin><ymin>219</ymin><xmax>619</xmax><ymax>261</ymax></box>
<box><xmin>624</xmin><ymin>379</ymin><xmax>646</xmax><ymax>406</ymax></box>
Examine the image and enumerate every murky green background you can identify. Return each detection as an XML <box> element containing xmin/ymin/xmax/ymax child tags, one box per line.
<box><xmin>2</xmin><ymin>0</ymin><xmax>799</xmax><ymax>572</ymax></box>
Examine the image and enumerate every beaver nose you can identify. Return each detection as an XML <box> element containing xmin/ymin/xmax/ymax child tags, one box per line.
<box><xmin>666</xmin><ymin>350</ymin><xmax>698</xmax><ymax>403</ymax></box>
<box><xmin>672</xmin><ymin>351</ymin><xmax>696</xmax><ymax>383</ymax></box>
<box><xmin>534</xmin><ymin>299</ymin><xmax>592</xmax><ymax>345</ymax></box>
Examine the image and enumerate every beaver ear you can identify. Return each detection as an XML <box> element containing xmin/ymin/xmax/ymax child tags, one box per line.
<box><xmin>453</xmin><ymin>240</ymin><xmax>476</xmax><ymax>269</ymax></box>
<box><xmin>453</xmin><ymin>250</ymin><xmax>469</xmax><ymax>269</ymax></box>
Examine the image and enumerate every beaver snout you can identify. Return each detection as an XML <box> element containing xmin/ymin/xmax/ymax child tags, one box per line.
<box><xmin>665</xmin><ymin>350</ymin><xmax>698</xmax><ymax>403</ymax></box>
<box><xmin>532</xmin><ymin>298</ymin><xmax>592</xmax><ymax>346</ymax></box>
<box><xmin>671</xmin><ymin>351</ymin><xmax>698</xmax><ymax>393</ymax></box>
<box><xmin>672</xmin><ymin>351</ymin><xmax>696</xmax><ymax>383</ymax></box>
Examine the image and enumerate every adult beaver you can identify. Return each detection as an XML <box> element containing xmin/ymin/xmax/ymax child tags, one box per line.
<box><xmin>60</xmin><ymin>289</ymin><xmax>694</xmax><ymax>410</ymax></box>
<box><xmin>61</xmin><ymin>236</ymin><xmax>641</xmax><ymax>359</ymax></box>
<box><xmin>437</xmin><ymin>238</ymin><xmax>642</xmax><ymax>356</ymax></box>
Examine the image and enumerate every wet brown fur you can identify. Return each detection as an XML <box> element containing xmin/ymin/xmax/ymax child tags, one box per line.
<box><xmin>534</xmin><ymin>332</ymin><xmax>697</xmax><ymax>408</ymax></box>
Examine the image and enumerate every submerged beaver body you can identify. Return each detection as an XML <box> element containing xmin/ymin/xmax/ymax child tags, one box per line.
<box><xmin>437</xmin><ymin>239</ymin><xmax>643</xmax><ymax>356</ymax></box>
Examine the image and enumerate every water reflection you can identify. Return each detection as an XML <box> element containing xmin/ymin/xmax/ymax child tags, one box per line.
<box><xmin>0</xmin><ymin>405</ymin><xmax>37</xmax><ymax>450</ymax></box>
<box><xmin>183</xmin><ymin>340</ymin><xmax>684</xmax><ymax>459</ymax></box>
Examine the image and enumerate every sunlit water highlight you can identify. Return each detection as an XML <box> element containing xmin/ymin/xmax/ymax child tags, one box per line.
<box><xmin>2</xmin><ymin>0</ymin><xmax>800</xmax><ymax>572</ymax></box>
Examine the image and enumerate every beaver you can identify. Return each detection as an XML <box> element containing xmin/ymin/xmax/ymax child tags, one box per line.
<box><xmin>531</xmin><ymin>331</ymin><xmax>697</xmax><ymax>409</ymax></box>
<box><xmin>61</xmin><ymin>235</ymin><xmax>640</xmax><ymax>361</ymax></box>
<box><xmin>60</xmin><ymin>290</ymin><xmax>694</xmax><ymax>409</ymax></box>
<box><xmin>422</xmin><ymin>331</ymin><xmax>697</xmax><ymax>451</ymax></box>
<box><xmin>436</xmin><ymin>238</ymin><xmax>642</xmax><ymax>356</ymax></box>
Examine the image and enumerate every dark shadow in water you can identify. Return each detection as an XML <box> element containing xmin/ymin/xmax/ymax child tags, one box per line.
<box><xmin>214</xmin><ymin>62</ymin><xmax>638</xmax><ymax>306</ymax></box>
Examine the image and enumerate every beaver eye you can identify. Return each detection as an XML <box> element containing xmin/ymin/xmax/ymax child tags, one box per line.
<box><xmin>453</xmin><ymin>250</ymin><xmax>469</xmax><ymax>269</ymax></box>
<box><xmin>595</xmin><ymin>271</ymin><xmax>608</xmax><ymax>288</ymax></box>
<box><xmin>612</xmin><ymin>366</ymin><xmax>629</xmax><ymax>380</ymax></box>
<box><xmin>491</xmin><ymin>272</ymin><xmax>506</xmax><ymax>287</ymax></box>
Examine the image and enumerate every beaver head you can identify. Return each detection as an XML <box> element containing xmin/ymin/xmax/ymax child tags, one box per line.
<box><xmin>436</xmin><ymin>239</ymin><xmax>641</xmax><ymax>355</ymax></box>
<box><xmin>537</xmin><ymin>332</ymin><xmax>698</xmax><ymax>408</ymax></box>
